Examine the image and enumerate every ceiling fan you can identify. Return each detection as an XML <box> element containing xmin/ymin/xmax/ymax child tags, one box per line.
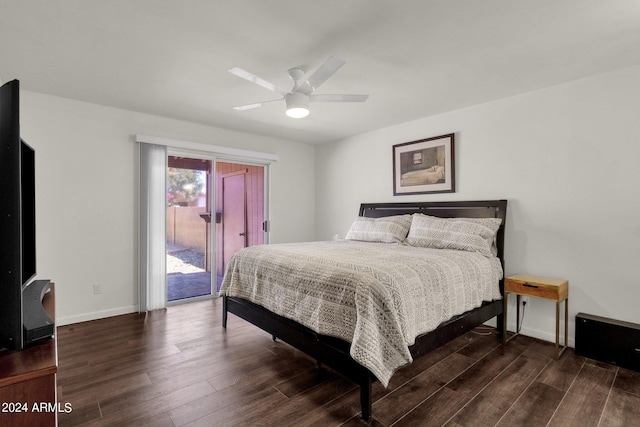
<box><xmin>228</xmin><ymin>57</ymin><xmax>369</xmax><ymax>118</ymax></box>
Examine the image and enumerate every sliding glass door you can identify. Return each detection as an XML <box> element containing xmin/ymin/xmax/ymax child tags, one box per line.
<box><xmin>138</xmin><ymin>135</ymin><xmax>275</xmax><ymax>312</ymax></box>
<box><xmin>165</xmin><ymin>155</ymin><xmax>267</xmax><ymax>304</ymax></box>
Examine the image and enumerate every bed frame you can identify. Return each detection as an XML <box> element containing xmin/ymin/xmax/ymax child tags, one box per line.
<box><xmin>222</xmin><ymin>200</ymin><xmax>507</xmax><ymax>422</ymax></box>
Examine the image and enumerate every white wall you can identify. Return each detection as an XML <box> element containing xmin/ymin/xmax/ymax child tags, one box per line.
<box><xmin>315</xmin><ymin>65</ymin><xmax>640</xmax><ymax>347</ymax></box>
<box><xmin>20</xmin><ymin>92</ymin><xmax>315</xmax><ymax>325</ymax></box>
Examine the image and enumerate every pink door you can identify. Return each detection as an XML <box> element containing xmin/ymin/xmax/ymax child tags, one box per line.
<box><xmin>222</xmin><ymin>172</ymin><xmax>247</xmax><ymax>271</ymax></box>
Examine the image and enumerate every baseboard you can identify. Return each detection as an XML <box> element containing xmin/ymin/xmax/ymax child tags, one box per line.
<box><xmin>56</xmin><ymin>305</ymin><xmax>139</xmax><ymax>326</ymax></box>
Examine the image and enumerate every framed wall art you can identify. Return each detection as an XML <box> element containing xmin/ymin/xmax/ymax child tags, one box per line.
<box><xmin>392</xmin><ymin>133</ymin><xmax>455</xmax><ymax>195</ymax></box>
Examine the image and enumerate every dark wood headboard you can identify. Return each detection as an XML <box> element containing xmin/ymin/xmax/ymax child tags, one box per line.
<box><xmin>358</xmin><ymin>200</ymin><xmax>508</xmax><ymax>274</ymax></box>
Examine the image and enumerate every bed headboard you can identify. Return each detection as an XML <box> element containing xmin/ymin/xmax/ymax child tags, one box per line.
<box><xmin>359</xmin><ymin>200</ymin><xmax>508</xmax><ymax>275</ymax></box>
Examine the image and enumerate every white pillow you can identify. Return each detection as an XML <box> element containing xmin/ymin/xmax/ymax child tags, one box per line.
<box><xmin>345</xmin><ymin>215</ymin><xmax>412</xmax><ymax>243</ymax></box>
<box><xmin>406</xmin><ymin>214</ymin><xmax>501</xmax><ymax>256</ymax></box>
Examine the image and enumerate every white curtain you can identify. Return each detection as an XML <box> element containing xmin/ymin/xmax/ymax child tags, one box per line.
<box><xmin>139</xmin><ymin>142</ymin><xmax>167</xmax><ymax>311</ymax></box>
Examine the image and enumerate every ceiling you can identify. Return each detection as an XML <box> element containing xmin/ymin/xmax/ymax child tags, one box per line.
<box><xmin>2</xmin><ymin>1</ymin><xmax>640</xmax><ymax>144</ymax></box>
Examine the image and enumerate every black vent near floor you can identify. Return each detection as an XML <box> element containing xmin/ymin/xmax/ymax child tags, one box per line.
<box><xmin>576</xmin><ymin>313</ymin><xmax>640</xmax><ymax>372</ymax></box>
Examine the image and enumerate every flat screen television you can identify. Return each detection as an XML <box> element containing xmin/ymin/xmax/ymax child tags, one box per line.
<box><xmin>0</xmin><ymin>79</ymin><xmax>40</xmax><ymax>351</ymax></box>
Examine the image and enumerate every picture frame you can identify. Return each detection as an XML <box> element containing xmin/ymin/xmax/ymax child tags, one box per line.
<box><xmin>392</xmin><ymin>133</ymin><xmax>455</xmax><ymax>195</ymax></box>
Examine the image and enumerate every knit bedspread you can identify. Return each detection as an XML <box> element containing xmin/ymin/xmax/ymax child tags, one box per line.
<box><xmin>219</xmin><ymin>240</ymin><xmax>502</xmax><ymax>386</ymax></box>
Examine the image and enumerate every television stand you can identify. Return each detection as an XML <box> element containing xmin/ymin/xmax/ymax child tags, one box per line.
<box><xmin>0</xmin><ymin>283</ymin><xmax>57</xmax><ymax>427</ymax></box>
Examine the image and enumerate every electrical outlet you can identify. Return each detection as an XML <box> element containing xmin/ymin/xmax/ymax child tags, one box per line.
<box><xmin>93</xmin><ymin>283</ymin><xmax>103</xmax><ymax>294</ymax></box>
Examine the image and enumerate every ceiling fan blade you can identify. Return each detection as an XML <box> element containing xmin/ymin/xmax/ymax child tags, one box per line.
<box><xmin>310</xmin><ymin>94</ymin><xmax>369</xmax><ymax>102</ymax></box>
<box><xmin>232</xmin><ymin>98</ymin><xmax>282</xmax><ymax>111</ymax></box>
<box><xmin>303</xmin><ymin>57</ymin><xmax>346</xmax><ymax>91</ymax></box>
<box><xmin>228</xmin><ymin>67</ymin><xmax>288</xmax><ymax>96</ymax></box>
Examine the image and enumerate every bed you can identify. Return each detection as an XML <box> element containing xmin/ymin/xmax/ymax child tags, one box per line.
<box><xmin>220</xmin><ymin>200</ymin><xmax>507</xmax><ymax>421</ymax></box>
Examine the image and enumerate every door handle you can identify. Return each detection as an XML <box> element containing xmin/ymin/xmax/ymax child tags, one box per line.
<box><xmin>239</xmin><ymin>232</ymin><xmax>246</xmax><ymax>236</ymax></box>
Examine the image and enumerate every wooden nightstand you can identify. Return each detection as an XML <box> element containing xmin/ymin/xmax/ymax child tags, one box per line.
<box><xmin>503</xmin><ymin>274</ymin><xmax>568</xmax><ymax>358</ymax></box>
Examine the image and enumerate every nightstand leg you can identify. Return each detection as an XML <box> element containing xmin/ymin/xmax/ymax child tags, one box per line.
<box><xmin>564</xmin><ymin>298</ymin><xmax>569</xmax><ymax>351</ymax></box>
<box><xmin>503</xmin><ymin>292</ymin><xmax>521</xmax><ymax>344</ymax></box>
<box><xmin>556</xmin><ymin>301</ymin><xmax>560</xmax><ymax>359</ymax></box>
<box><xmin>555</xmin><ymin>298</ymin><xmax>568</xmax><ymax>359</ymax></box>
<box><xmin>516</xmin><ymin>294</ymin><xmax>521</xmax><ymax>332</ymax></box>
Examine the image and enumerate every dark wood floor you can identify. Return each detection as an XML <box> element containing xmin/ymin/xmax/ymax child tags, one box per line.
<box><xmin>56</xmin><ymin>298</ymin><xmax>640</xmax><ymax>427</ymax></box>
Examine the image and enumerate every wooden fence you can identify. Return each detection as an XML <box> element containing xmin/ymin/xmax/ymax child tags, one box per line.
<box><xmin>166</xmin><ymin>206</ymin><xmax>207</xmax><ymax>253</ymax></box>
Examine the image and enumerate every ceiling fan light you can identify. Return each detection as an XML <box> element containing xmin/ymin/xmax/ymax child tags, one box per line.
<box><xmin>286</xmin><ymin>106</ymin><xmax>309</xmax><ymax>118</ymax></box>
<box><xmin>285</xmin><ymin>93</ymin><xmax>310</xmax><ymax>118</ymax></box>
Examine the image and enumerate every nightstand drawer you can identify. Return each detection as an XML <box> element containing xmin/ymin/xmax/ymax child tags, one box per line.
<box><xmin>504</xmin><ymin>274</ymin><xmax>568</xmax><ymax>302</ymax></box>
<box><xmin>505</xmin><ymin>280</ymin><xmax>558</xmax><ymax>300</ymax></box>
